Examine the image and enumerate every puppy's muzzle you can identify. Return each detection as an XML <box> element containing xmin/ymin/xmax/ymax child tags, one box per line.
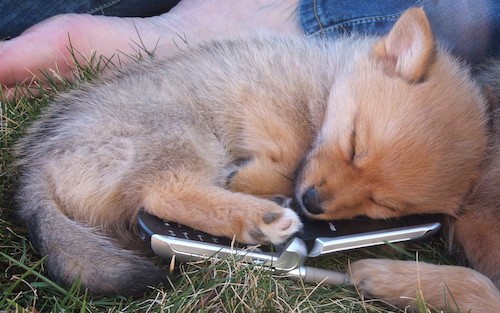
<box><xmin>300</xmin><ymin>186</ymin><xmax>324</xmax><ymax>215</ymax></box>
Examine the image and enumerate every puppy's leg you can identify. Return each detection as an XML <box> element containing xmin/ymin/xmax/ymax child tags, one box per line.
<box><xmin>227</xmin><ymin>110</ymin><xmax>309</xmax><ymax>197</ymax></box>
<box><xmin>349</xmin><ymin>259</ymin><xmax>500</xmax><ymax>312</ymax></box>
<box><xmin>453</xmin><ymin>209</ymin><xmax>500</xmax><ymax>288</ymax></box>
<box><xmin>229</xmin><ymin>156</ymin><xmax>296</xmax><ymax>197</ymax></box>
<box><xmin>141</xmin><ymin>170</ymin><xmax>301</xmax><ymax>244</ymax></box>
<box><xmin>452</xmin><ymin>133</ymin><xmax>500</xmax><ymax>288</ymax></box>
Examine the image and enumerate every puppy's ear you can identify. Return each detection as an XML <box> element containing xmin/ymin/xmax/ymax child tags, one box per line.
<box><xmin>373</xmin><ymin>8</ymin><xmax>436</xmax><ymax>82</ymax></box>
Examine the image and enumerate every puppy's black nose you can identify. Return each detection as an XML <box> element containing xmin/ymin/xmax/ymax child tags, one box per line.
<box><xmin>302</xmin><ymin>186</ymin><xmax>324</xmax><ymax>215</ymax></box>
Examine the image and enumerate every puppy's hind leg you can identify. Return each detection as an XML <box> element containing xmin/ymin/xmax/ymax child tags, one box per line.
<box><xmin>141</xmin><ymin>170</ymin><xmax>302</xmax><ymax>245</ymax></box>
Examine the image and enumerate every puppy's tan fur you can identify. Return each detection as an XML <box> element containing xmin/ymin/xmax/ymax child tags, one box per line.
<box><xmin>348</xmin><ymin>61</ymin><xmax>500</xmax><ymax>312</ymax></box>
<box><xmin>15</xmin><ymin>8</ymin><xmax>499</xmax><ymax>311</ymax></box>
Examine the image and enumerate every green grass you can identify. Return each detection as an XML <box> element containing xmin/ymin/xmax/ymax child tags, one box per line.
<box><xmin>0</xmin><ymin>45</ymin><xmax>460</xmax><ymax>313</ymax></box>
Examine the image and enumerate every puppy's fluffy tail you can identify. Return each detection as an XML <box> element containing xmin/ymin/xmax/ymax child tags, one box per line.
<box><xmin>16</xmin><ymin>172</ymin><xmax>165</xmax><ymax>295</ymax></box>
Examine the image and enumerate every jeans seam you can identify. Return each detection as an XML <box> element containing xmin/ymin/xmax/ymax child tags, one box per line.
<box><xmin>313</xmin><ymin>0</ymin><xmax>324</xmax><ymax>30</ymax></box>
<box><xmin>315</xmin><ymin>14</ymin><xmax>398</xmax><ymax>36</ymax></box>
<box><xmin>87</xmin><ymin>0</ymin><xmax>122</xmax><ymax>14</ymax></box>
<box><xmin>334</xmin><ymin>13</ymin><xmax>400</xmax><ymax>29</ymax></box>
<box><xmin>312</xmin><ymin>0</ymin><xmax>423</xmax><ymax>36</ymax></box>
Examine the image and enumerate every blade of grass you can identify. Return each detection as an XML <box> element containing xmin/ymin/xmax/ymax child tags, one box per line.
<box><xmin>0</xmin><ymin>252</ymin><xmax>74</xmax><ymax>298</ymax></box>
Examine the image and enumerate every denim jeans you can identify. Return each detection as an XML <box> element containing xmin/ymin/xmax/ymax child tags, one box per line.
<box><xmin>2</xmin><ymin>0</ymin><xmax>498</xmax><ymax>63</ymax></box>
<box><xmin>300</xmin><ymin>0</ymin><xmax>499</xmax><ymax>63</ymax></box>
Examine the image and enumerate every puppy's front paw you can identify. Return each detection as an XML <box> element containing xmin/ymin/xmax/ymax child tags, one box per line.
<box><xmin>349</xmin><ymin>259</ymin><xmax>432</xmax><ymax>308</ymax></box>
<box><xmin>349</xmin><ymin>259</ymin><xmax>500</xmax><ymax>312</ymax></box>
<box><xmin>348</xmin><ymin>259</ymin><xmax>409</xmax><ymax>302</ymax></box>
<box><xmin>244</xmin><ymin>208</ymin><xmax>302</xmax><ymax>245</ymax></box>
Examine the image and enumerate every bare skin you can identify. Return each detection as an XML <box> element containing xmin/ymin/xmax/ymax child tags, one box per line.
<box><xmin>0</xmin><ymin>0</ymin><xmax>302</xmax><ymax>97</ymax></box>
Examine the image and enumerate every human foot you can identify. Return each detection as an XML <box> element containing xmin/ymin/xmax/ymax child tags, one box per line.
<box><xmin>0</xmin><ymin>0</ymin><xmax>301</xmax><ymax>96</ymax></box>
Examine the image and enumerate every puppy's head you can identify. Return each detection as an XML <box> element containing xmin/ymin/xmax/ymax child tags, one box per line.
<box><xmin>295</xmin><ymin>8</ymin><xmax>489</xmax><ymax>220</ymax></box>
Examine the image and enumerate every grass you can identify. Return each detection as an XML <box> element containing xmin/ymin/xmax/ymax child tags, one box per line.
<box><xmin>0</xmin><ymin>43</ymin><xmax>461</xmax><ymax>313</ymax></box>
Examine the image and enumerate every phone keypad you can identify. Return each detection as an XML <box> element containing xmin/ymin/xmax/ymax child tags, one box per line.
<box><xmin>163</xmin><ymin>221</ymin><xmax>234</xmax><ymax>246</ymax></box>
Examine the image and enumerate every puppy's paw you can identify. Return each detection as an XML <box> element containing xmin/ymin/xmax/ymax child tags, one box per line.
<box><xmin>347</xmin><ymin>259</ymin><xmax>500</xmax><ymax>311</ymax></box>
<box><xmin>244</xmin><ymin>208</ymin><xmax>302</xmax><ymax>245</ymax></box>
<box><xmin>348</xmin><ymin>259</ymin><xmax>426</xmax><ymax>309</ymax></box>
<box><xmin>348</xmin><ymin>259</ymin><xmax>412</xmax><ymax>303</ymax></box>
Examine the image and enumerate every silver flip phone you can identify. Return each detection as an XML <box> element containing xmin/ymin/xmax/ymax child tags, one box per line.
<box><xmin>138</xmin><ymin>210</ymin><xmax>441</xmax><ymax>283</ymax></box>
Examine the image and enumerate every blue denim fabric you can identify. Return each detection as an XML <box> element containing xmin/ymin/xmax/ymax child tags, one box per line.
<box><xmin>300</xmin><ymin>0</ymin><xmax>421</xmax><ymax>37</ymax></box>
<box><xmin>0</xmin><ymin>0</ymin><xmax>181</xmax><ymax>40</ymax></box>
<box><xmin>300</xmin><ymin>0</ymin><xmax>499</xmax><ymax>63</ymax></box>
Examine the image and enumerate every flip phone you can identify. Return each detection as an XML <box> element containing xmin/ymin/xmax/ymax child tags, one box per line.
<box><xmin>138</xmin><ymin>210</ymin><xmax>441</xmax><ymax>284</ymax></box>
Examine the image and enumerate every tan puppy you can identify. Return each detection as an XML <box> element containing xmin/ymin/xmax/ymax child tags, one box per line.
<box><xmin>15</xmin><ymin>8</ymin><xmax>499</xmax><ymax>311</ymax></box>
<box><xmin>348</xmin><ymin>60</ymin><xmax>500</xmax><ymax>312</ymax></box>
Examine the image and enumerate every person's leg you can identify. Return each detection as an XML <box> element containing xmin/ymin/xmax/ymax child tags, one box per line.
<box><xmin>300</xmin><ymin>0</ymin><xmax>499</xmax><ymax>63</ymax></box>
<box><xmin>0</xmin><ymin>0</ymin><xmax>301</xmax><ymax>94</ymax></box>
<box><xmin>0</xmin><ymin>0</ymin><xmax>181</xmax><ymax>40</ymax></box>
<box><xmin>421</xmin><ymin>0</ymin><xmax>499</xmax><ymax>63</ymax></box>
